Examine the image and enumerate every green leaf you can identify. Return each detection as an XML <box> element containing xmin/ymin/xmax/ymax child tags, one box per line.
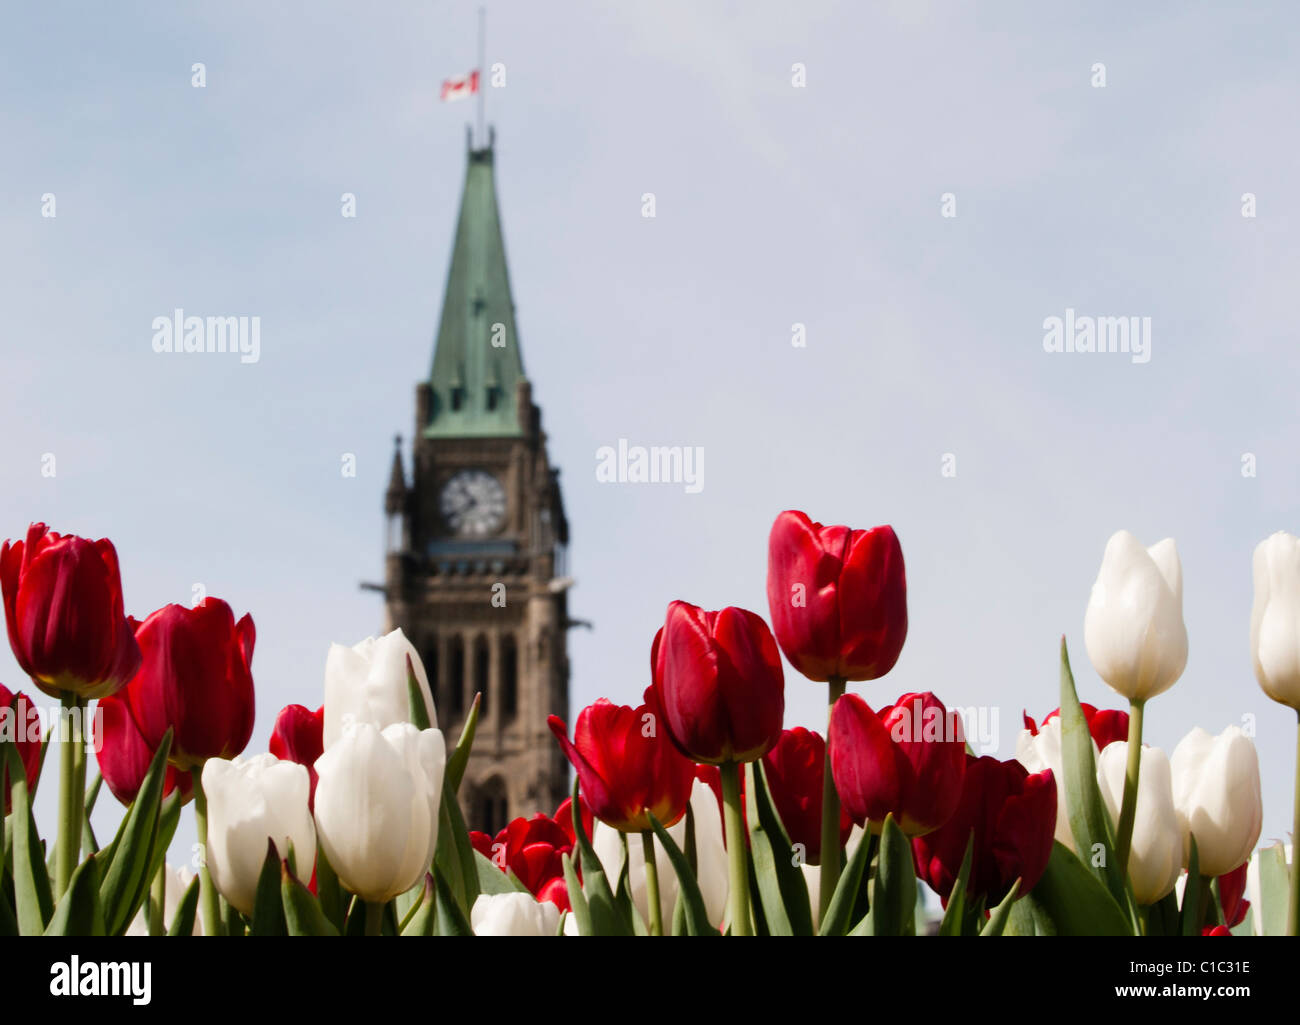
<box><xmin>281</xmin><ymin>860</ymin><xmax>339</xmax><ymax>936</ymax></box>
<box><xmin>446</xmin><ymin>693</ymin><xmax>482</xmax><ymax>796</ymax></box>
<box><xmin>474</xmin><ymin>850</ymin><xmax>530</xmax><ymax>895</ymax></box>
<box><xmin>981</xmin><ymin>879</ymin><xmax>1021</xmax><ymax>936</ymax></box>
<box><xmin>561</xmin><ymin>852</ymin><xmax>592</xmax><ymax>937</ymax></box>
<box><xmin>1146</xmin><ymin>889</ymin><xmax>1179</xmax><ymax>937</ymax></box>
<box><xmin>80</xmin><ymin>772</ymin><xmax>103</xmax><ymax>857</ymax></box>
<box><xmin>566</xmin><ymin>780</ymin><xmax>631</xmax><ymax>936</ymax></box>
<box><xmin>869</xmin><ymin>815</ymin><xmax>916</xmax><ymax>937</ymax></box>
<box><xmin>612</xmin><ymin>833</ymin><xmax>648</xmax><ymax>936</ymax></box>
<box><xmin>1019</xmin><ymin>841</ymin><xmax>1132</xmax><ymax>936</ymax></box>
<box><xmin>0</xmin><ymin>879</ymin><xmax>16</xmax><ymax>937</ymax></box>
<box><xmin>99</xmin><ymin>727</ymin><xmax>172</xmax><ymax>936</ymax></box>
<box><xmin>401</xmin><ymin>873</ymin><xmax>438</xmax><ymax>936</ymax></box>
<box><xmin>1058</xmin><ymin>638</ymin><xmax>1140</xmax><ymax>930</ymax></box>
<box><xmin>84</xmin><ymin>771</ymin><xmax>103</xmax><ymax>816</ymax></box>
<box><xmin>168</xmin><ymin>875</ymin><xmax>200</xmax><ymax>936</ymax></box>
<box><xmin>44</xmin><ymin>854</ymin><xmax>104</xmax><ymax>936</ymax></box>
<box><xmin>819</xmin><ymin>822</ymin><xmax>874</xmax><ymax>936</ymax></box>
<box><xmin>134</xmin><ymin>789</ymin><xmax>181</xmax><ymax>923</ymax></box>
<box><xmin>1004</xmin><ymin>897</ymin><xmax>1036</xmax><ymax>935</ymax></box>
<box><xmin>5</xmin><ymin>739</ymin><xmax>53</xmax><ymax>933</ymax></box>
<box><xmin>937</xmin><ymin>830</ymin><xmax>976</xmax><ymax>937</ymax></box>
<box><xmin>405</xmin><ymin>653</ymin><xmax>432</xmax><ymax>730</ymax></box>
<box><xmin>434</xmin><ymin>867</ymin><xmax>474</xmax><ymax>936</ymax></box>
<box><xmin>314</xmin><ymin>844</ymin><xmax>344</xmax><ymax>932</ymax></box>
<box><xmin>250</xmin><ymin>840</ymin><xmax>287</xmax><ymax>936</ymax></box>
<box><xmin>1256</xmin><ymin>841</ymin><xmax>1290</xmax><ymax>937</ymax></box>
<box><xmin>744</xmin><ymin>762</ymin><xmax>814</xmax><ymax>936</ymax></box>
<box><xmin>1179</xmin><ymin>834</ymin><xmax>1201</xmax><ymax>936</ymax></box>
<box><xmin>646</xmin><ymin>811</ymin><xmax>717</xmax><ymax>936</ymax></box>
<box><xmin>433</xmin><ymin>772</ymin><xmax>480</xmax><ymax>915</ymax></box>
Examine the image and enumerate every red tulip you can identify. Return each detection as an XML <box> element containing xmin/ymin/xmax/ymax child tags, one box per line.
<box><xmin>470</xmin><ymin>830</ymin><xmax>495</xmax><ymax>861</ymax></box>
<box><xmin>911</xmin><ymin>754</ymin><xmax>1057</xmax><ymax>906</ymax></box>
<box><xmin>269</xmin><ymin>703</ymin><xmax>324</xmax><ymax>809</ymax></box>
<box><xmin>762</xmin><ymin>728</ymin><xmax>850</xmax><ymax>864</ymax></box>
<box><xmin>1203</xmin><ymin>925</ymin><xmax>1232</xmax><ymax>936</ymax></box>
<box><xmin>766</xmin><ymin>511</ymin><xmax>907</xmax><ymax>683</ymax></box>
<box><xmin>548</xmin><ymin>685</ymin><xmax>695</xmax><ymax>832</ymax></box>
<box><xmin>1023</xmin><ymin>702</ymin><xmax>1129</xmax><ymax>751</ymax></box>
<box><xmin>97</xmin><ymin>689</ymin><xmax>193</xmax><ymax>806</ymax></box>
<box><xmin>1217</xmin><ymin>862</ymin><xmax>1250</xmax><ymax>929</ymax></box>
<box><xmin>537</xmin><ymin>876</ymin><xmax>571</xmax><ymax>913</ymax></box>
<box><xmin>554</xmin><ymin>795</ymin><xmax>593</xmax><ymax>848</ymax></box>
<box><xmin>0</xmin><ymin>683</ymin><xmax>44</xmax><ymax>813</ymax></box>
<box><xmin>829</xmin><ymin>692</ymin><xmax>967</xmax><ymax>837</ymax></box>
<box><xmin>120</xmin><ymin>600</ymin><xmax>256</xmax><ymax>772</ymax></box>
<box><xmin>652</xmin><ymin>601</ymin><xmax>784</xmax><ymax>764</ymax></box>
<box><xmin>1</xmin><ymin>523</ymin><xmax>141</xmax><ymax>700</ymax></box>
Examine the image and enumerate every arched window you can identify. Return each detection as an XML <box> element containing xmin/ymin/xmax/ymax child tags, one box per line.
<box><xmin>449</xmin><ymin>636</ymin><xmax>465</xmax><ymax>718</ymax></box>
<box><xmin>474</xmin><ymin>634</ymin><xmax>490</xmax><ymax>717</ymax></box>
<box><xmin>501</xmin><ymin>634</ymin><xmax>518</xmax><ymax>721</ymax></box>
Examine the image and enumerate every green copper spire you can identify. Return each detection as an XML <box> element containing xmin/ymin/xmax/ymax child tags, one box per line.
<box><xmin>425</xmin><ymin>132</ymin><xmax>527</xmax><ymax>438</ymax></box>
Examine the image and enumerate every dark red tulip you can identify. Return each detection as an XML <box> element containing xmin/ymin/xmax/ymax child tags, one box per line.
<box><xmin>1</xmin><ymin>523</ymin><xmax>141</xmax><ymax>700</ymax></box>
<box><xmin>120</xmin><ymin>600</ymin><xmax>256</xmax><ymax>772</ymax></box>
<box><xmin>762</xmin><ymin>728</ymin><xmax>850</xmax><ymax>864</ymax></box>
<box><xmin>1203</xmin><ymin>925</ymin><xmax>1232</xmax><ymax>936</ymax></box>
<box><xmin>548</xmin><ymin>684</ymin><xmax>695</xmax><ymax>832</ymax></box>
<box><xmin>470</xmin><ymin>830</ymin><xmax>495</xmax><ymax>861</ymax></box>
<box><xmin>554</xmin><ymin>795</ymin><xmax>593</xmax><ymax>848</ymax></box>
<box><xmin>829</xmin><ymin>692</ymin><xmax>967</xmax><ymax>837</ymax></box>
<box><xmin>652</xmin><ymin>601</ymin><xmax>784</xmax><ymax>764</ymax></box>
<box><xmin>0</xmin><ymin>682</ymin><xmax>44</xmax><ymax>813</ymax></box>
<box><xmin>766</xmin><ymin>511</ymin><xmax>907</xmax><ymax>683</ymax></box>
<box><xmin>911</xmin><ymin>754</ymin><xmax>1057</xmax><ymax>906</ymax></box>
<box><xmin>1217</xmin><ymin>862</ymin><xmax>1249</xmax><ymax>929</ymax></box>
<box><xmin>269</xmin><ymin>703</ymin><xmax>324</xmax><ymax>809</ymax></box>
<box><xmin>1023</xmin><ymin>702</ymin><xmax>1129</xmax><ymax>751</ymax></box>
<box><xmin>97</xmin><ymin>689</ymin><xmax>193</xmax><ymax>806</ymax></box>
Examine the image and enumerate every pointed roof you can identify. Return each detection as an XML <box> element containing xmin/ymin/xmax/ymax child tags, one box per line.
<box><xmin>385</xmin><ymin>435</ymin><xmax>406</xmax><ymax>513</ymax></box>
<box><xmin>425</xmin><ymin>132</ymin><xmax>527</xmax><ymax>438</ymax></box>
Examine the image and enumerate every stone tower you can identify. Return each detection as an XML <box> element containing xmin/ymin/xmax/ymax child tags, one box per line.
<box><xmin>383</xmin><ymin>129</ymin><xmax>571</xmax><ymax>836</ymax></box>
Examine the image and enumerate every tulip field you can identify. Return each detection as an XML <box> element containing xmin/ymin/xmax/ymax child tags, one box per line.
<box><xmin>0</xmin><ymin>515</ymin><xmax>1296</xmax><ymax>940</ymax></box>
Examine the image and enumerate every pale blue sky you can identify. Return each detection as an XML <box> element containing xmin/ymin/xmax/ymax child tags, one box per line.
<box><xmin>2</xmin><ymin>1</ymin><xmax>1298</xmax><ymax>874</ymax></box>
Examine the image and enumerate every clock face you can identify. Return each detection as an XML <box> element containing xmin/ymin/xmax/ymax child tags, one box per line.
<box><xmin>440</xmin><ymin>469</ymin><xmax>507</xmax><ymax>537</ymax></box>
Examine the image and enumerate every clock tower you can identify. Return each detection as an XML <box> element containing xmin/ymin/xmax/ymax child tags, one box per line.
<box><xmin>382</xmin><ymin>129</ymin><xmax>572</xmax><ymax>836</ymax></box>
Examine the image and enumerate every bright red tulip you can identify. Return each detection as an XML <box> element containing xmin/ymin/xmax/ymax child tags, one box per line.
<box><xmin>554</xmin><ymin>794</ymin><xmax>593</xmax><ymax>847</ymax></box>
<box><xmin>0</xmin><ymin>683</ymin><xmax>44</xmax><ymax>813</ymax></box>
<box><xmin>548</xmin><ymin>685</ymin><xmax>694</xmax><ymax>832</ymax></box>
<box><xmin>537</xmin><ymin>876</ymin><xmax>571</xmax><ymax>913</ymax></box>
<box><xmin>762</xmin><ymin>727</ymin><xmax>850</xmax><ymax>864</ymax></box>
<box><xmin>470</xmin><ymin>830</ymin><xmax>494</xmax><ymax>860</ymax></box>
<box><xmin>478</xmin><ymin>811</ymin><xmax>579</xmax><ymax>910</ymax></box>
<box><xmin>269</xmin><ymin>703</ymin><xmax>324</xmax><ymax>809</ymax></box>
<box><xmin>1</xmin><ymin>523</ymin><xmax>141</xmax><ymax>700</ymax></box>
<box><xmin>911</xmin><ymin>754</ymin><xmax>1056</xmax><ymax>906</ymax></box>
<box><xmin>652</xmin><ymin>601</ymin><xmax>784</xmax><ymax>764</ymax></box>
<box><xmin>829</xmin><ymin>692</ymin><xmax>966</xmax><ymax>837</ymax></box>
<box><xmin>1023</xmin><ymin>702</ymin><xmax>1129</xmax><ymax>751</ymax></box>
<box><xmin>97</xmin><ymin>689</ymin><xmax>193</xmax><ymax>806</ymax></box>
<box><xmin>1203</xmin><ymin>925</ymin><xmax>1232</xmax><ymax>936</ymax></box>
<box><xmin>766</xmin><ymin>511</ymin><xmax>907</xmax><ymax>683</ymax></box>
<box><xmin>120</xmin><ymin>600</ymin><xmax>256</xmax><ymax>772</ymax></box>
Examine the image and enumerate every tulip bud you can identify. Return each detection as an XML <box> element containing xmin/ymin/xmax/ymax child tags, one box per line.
<box><xmin>0</xmin><ymin>683</ymin><xmax>44</xmax><ymax>815</ymax></box>
<box><xmin>313</xmin><ymin>721</ymin><xmax>444</xmax><ymax>904</ymax></box>
<box><xmin>1170</xmin><ymin>726</ymin><xmax>1262</xmax><ymax>878</ymax></box>
<box><xmin>471</xmin><ymin>892</ymin><xmax>561</xmax><ymax>936</ymax></box>
<box><xmin>119</xmin><ymin>600</ymin><xmax>256</xmax><ymax>771</ymax></box>
<box><xmin>269</xmin><ymin>703</ymin><xmax>324</xmax><ymax>809</ymax></box>
<box><xmin>1084</xmin><ymin>531</ymin><xmax>1187</xmax><ymax>702</ymax></box>
<box><xmin>829</xmin><ymin>692</ymin><xmax>966</xmax><ymax>837</ymax></box>
<box><xmin>762</xmin><ymin>727</ymin><xmax>851</xmax><ymax>864</ymax></box>
<box><xmin>323</xmin><ymin>628</ymin><xmax>435</xmax><ymax>749</ymax></box>
<box><xmin>200</xmin><ymin>753</ymin><xmax>316</xmax><ymax>916</ymax></box>
<box><xmin>766</xmin><ymin>511</ymin><xmax>908</xmax><ymax>683</ymax></box>
<box><xmin>652</xmin><ymin>601</ymin><xmax>785</xmax><ymax>764</ymax></box>
<box><xmin>1</xmin><ymin>523</ymin><xmax>141</xmax><ymax>700</ymax></box>
<box><xmin>1096</xmin><ymin>742</ymin><xmax>1184</xmax><ymax>905</ymax></box>
<box><xmin>548</xmin><ymin>685</ymin><xmax>695</xmax><ymax>832</ymax></box>
<box><xmin>1251</xmin><ymin>532</ymin><xmax>1300</xmax><ymax>710</ymax></box>
<box><xmin>126</xmin><ymin>864</ymin><xmax>201</xmax><ymax>935</ymax></box>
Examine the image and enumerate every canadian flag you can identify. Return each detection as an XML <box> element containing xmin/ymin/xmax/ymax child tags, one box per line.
<box><xmin>441</xmin><ymin>70</ymin><xmax>480</xmax><ymax>103</ymax></box>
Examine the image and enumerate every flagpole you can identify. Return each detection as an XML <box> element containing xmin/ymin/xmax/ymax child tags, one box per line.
<box><xmin>477</xmin><ymin>7</ymin><xmax>486</xmax><ymax>149</ymax></box>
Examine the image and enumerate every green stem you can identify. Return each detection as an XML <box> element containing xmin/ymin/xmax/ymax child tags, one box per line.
<box><xmin>364</xmin><ymin>900</ymin><xmax>384</xmax><ymax>937</ymax></box>
<box><xmin>54</xmin><ymin>691</ymin><xmax>84</xmax><ymax>899</ymax></box>
<box><xmin>191</xmin><ymin>766</ymin><xmax>222</xmax><ymax>937</ymax></box>
<box><xmin>1290</xmin><ymin>713</ymin><xmax>1300</xmax><ymax>937</ymax></box>
<box><xmin>641</xmin><ymin>830</ymin><xmax>663</xmax><ymax>936</ymax></box>
<box><xmin>720</xmin><ymin>760</ymin><xmax>751</xmax><ymax>936</ymax></box>
<box><xmin>149</xmin><ymin>863</ymin><xmax>166</xmax><ymax>936</ymax></box>
<box><xmin>819</xmin><ymin>675</ymin><xmax>847</xmax><ymax>921</ymax></box>
<box><xmin>1115</xmin><ymin>699</ymin><xmax>1145</xmax><ymax>876</ymax></box>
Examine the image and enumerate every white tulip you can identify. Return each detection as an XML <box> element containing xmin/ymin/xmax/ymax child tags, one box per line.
<box><xmin>200</xmin><ymin>753</ymin><xmax>316</xmax><ymax>916</ymax></box>
<box><xmin>592</xmin><ymin>779</ymin><xmax>728</xmax><ymax>929</ymax></box>
<box><xmin>471</xmin><ymin>892</ymin><xmax>561</xmax><ymax>936</ymax></box>
<box><xmin>323</xmin><ymin>628</ymin><xmax>436</xmax><ymax>749</ymax></box>
<box><xmin>1251</xmin><ymin>532</ymin><xmax>1300</xmax><ymax>710</ymax></box>
<box><xmin>1016</xmin><ymin>717</ymin><xmax>1095</xmax><ymax>852</ymax></box>
<box><xmin>1084</xmin><ymin>531</ymin><xmax>1188</xmax><ymax>702</ymax></box>
<box><xmin>126</xmin><ymin>864</ymin><xmax>200</xmax><ymax>935</ymax></box>
<box><xmin>1096</xmin><ymin>742</ymin><xmax>1183</xmax><ymax>904</ymax></box>
<box><xmin>314</xmin><ymin>721</ymin><xmax>444</xmax><ymax>904</ymax></box>
<box><xmin>1170</xmin><ymin>726</ymin><xmax>1262</xmax><ymax>878</ymax></box>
